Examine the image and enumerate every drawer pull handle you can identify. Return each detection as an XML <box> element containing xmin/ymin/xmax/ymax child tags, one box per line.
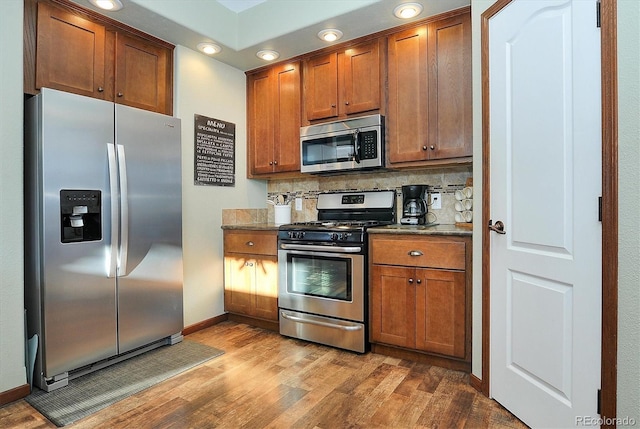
<box><xmin>246</xmin><ymin>241</ymin><xmax>255</xmax><ymax>246</ymax></box>
<box><xmin>408</xmin><ymin>250</ymin><xmax>423</xmax><ymax>257</ymax></box>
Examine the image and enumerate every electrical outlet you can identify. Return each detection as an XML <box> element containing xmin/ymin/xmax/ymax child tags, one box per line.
<box><xmin>295</xmin><ymin>197</ymin><xmax>303</xmax><ymax>211</ymax></box>
<box><xmin>431</xmin><ymin>193</ymin><xmax>442</xmax><ymax>210</ymax></box>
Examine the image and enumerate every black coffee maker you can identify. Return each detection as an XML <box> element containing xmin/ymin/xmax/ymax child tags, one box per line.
<box><xmin>400</xmin><ymin>185</ymin><xmax>428</xmax><ymax>225</ymax></box>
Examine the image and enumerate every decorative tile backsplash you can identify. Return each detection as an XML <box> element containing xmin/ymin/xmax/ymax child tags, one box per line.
<box><xmin>266</xmin><ymin>166</ymin><xmax>473</xmax><ymax>225</ymax></box>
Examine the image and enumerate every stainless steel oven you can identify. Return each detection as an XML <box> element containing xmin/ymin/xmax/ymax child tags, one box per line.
<box><xmin>277</xmin><ymin>191</ymin><xmax>395</xmax><ymax>353</ymax></box>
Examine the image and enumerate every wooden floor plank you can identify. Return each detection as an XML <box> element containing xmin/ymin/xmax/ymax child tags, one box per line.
<box><xmin>0</xmin><ymin>321</ymin><xmax>527</xmax><ymax>429</ymax></box>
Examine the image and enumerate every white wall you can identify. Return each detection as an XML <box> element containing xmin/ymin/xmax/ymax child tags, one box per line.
<box><xmin>174</xmin><ymin>46</ymin><xmax>267</xmax><ymax>326</ymax></box>
<box><xmin>0</xmin><ymin>0</ymin><xmax>27</xmax><ymax>393</ymax></box>
<box><xmin>617</xmin><ymin>0</ymin><xmax>640</xmax><ymax>421</ymax></box>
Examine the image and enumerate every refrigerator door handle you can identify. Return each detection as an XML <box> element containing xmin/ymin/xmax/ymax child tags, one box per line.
<box><xmin>107</xmin><ymin>143</ymin><xmax>119</xmax><ymax>278</ymax></box>
<box><xmin>117</xmin><ymin>144</ymin><xmax>129</xmax><ymax>276</ymax></box>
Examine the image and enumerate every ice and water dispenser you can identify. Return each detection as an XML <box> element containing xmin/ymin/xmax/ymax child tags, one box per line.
<box><xmin>60</xmin><ymin>190</ymin><xmax>102</xmax><ymax>243</ymax></box>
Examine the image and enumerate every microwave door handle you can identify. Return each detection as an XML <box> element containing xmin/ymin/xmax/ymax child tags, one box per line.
<box><xmin>353</xmin><ymin>129</ymin><xmax>361</xmax><ymax>163</ymax></box>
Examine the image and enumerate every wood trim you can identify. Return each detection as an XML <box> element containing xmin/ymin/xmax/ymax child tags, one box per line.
<box><xmin>480</xmin><ymin>0</ymin><xmax>514</xmax><ymax>397</ymax></box>
<box><xmin>182</xmin><ymin>313</ymin><xmax>228</xmax><ymax>336</ymax></box>
<box><xmin>469</xmin><ymin>373</ymin><xmax>483</xmax><ymax>392</ymax></box>
<box><xmin>600</xmin><ymin>0</ymin><xmax>618</xmax><ymax>426</ymax></box>
<box><xmin>480</xmin><ymin>2</ymin><xmax>619</xmax><ymax>425</ymax></box>
<box><xmin>371</xmin><ymin>344</ymin><xmax>472</xmax><ymax>373</ymax></box>
<box><xmin>0</xmin><ymin>384</ymin><xmax>30</xmax><ymax>407</ymax></box>
<box><xmin>227</xmin><ymin>313</ymin><xmax>279</xmax><ymax>332</ymax></box>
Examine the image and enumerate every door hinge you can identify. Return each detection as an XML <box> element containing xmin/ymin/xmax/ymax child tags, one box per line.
<box><xmin>598</xmin><ymin>196</ymin><xmax>603</xmax><ymax>221</ymax></box>
<box><xmin>596</xmin><ymin>1</ymin><xmax>601</xmax><ymax>28</ymax></box>
<box><xmin>597</xmin><ymin>388</ymin><xmax>602</xmax><ymax>414</ymax></box>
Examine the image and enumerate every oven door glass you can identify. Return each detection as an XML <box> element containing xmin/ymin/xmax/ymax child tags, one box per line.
<box><xmin>287</xmin><ymin>253</ymin><xmax>352</xmax><ymax>301</ymax></box>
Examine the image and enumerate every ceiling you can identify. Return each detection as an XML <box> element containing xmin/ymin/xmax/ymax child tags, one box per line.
<box><xmin>70</xmin><ymin>0</ymin><xmax>470</xmax><ymax>71</ymax></box>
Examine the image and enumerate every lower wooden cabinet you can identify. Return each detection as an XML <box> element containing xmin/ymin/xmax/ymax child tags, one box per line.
<box><xmin>223</xmin><ymin>230</ymin><xmax>278</xmax><ymax>322</ymax></box>
<box><xmin>369</xmin><ymin>233</ymin><xmax>471</xmax><ymax>367</ymax></box>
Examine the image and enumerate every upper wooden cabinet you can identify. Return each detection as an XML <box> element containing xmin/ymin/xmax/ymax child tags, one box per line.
<box><xmin>387</xmin><ymin>11</ymin><xmax>471</xmax><ymax>166</ymax></box>
<box><xmin>113</xmin><ymin>32</ymin><xmax>171</xmax><ymax>114</ymax></box>
<box><xmin>304</xmin><ymin>39</ymin><xmax>382</xmax><ymax>123</ymax></box>
<box><xmin>26</xmin><ymin>0</ymin><xmax>174</xmax><ymax>115</ymax></box>
<box><xmin>247</xmin><ymin>62</ymin><xmax>302</xmax><ymax>177</ymax></box>
<box><xmin>35</xmin><ymin>1</ymin><xmax>106</xmax><ymax>99</ymax></box>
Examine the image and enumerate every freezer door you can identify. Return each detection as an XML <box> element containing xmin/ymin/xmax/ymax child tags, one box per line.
<box><xmin>115</xmin><ymin>104</ymin><xmax>183</xmax><ymax>353</ymax></box>
<box><xmin>29</xmin><ymin>89</ymin><xmax>118</xmax><ymax>378</ymax></box>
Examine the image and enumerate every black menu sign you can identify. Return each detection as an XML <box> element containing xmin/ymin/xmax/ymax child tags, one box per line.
<box><xmin>194</xmin><ymin>114</ymin><xmax>235</xmax><ymax>186</ymax></box>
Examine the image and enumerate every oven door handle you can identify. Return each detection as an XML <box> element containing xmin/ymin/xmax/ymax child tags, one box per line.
<box><xmin>279</xmin><ymin>243</ymin><xmax>362</xmax><ymax>253</ymax></box>
<box><xmin>280</xmin><ymin>312</ymin><xmax>363</xmax><ymax>331</ymax></box>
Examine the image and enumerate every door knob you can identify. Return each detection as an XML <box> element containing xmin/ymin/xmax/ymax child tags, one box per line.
<box><xmin>488</xmin><ymin>220</ymin><xmax>506</xmax><ymax>234</ymax></box>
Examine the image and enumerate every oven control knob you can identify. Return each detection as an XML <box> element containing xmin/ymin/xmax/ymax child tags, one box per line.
<box><xmin>329</xmin><ymin>232</ymin><xmax>339</xmax><ymax>241</ymax></box>
<box><xmin>289</xmin><ymin>231</ymin><xmax>305</xmax><ymax>239</ymax></box>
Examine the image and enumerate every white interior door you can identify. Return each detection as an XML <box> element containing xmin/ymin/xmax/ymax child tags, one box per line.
<box><xmin>488</xmin><ymin>1</ymin><xmax>602</xmax><ymax>427</ymax></box>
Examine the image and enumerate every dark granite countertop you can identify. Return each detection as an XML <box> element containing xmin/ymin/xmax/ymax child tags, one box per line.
<box><xmin>221</xmin><ymin>223</ymin><xmax>281</xmax><ymax>231</ymax></box>
<box><xmin>221</xmin><ymin>223</ymin><xmax>472</xmax><ymax>236</ymax></box>
<box><xmin>368</xmin><ymin>224</ymin><xmax>473</xmax><ymax>236</ymax></box>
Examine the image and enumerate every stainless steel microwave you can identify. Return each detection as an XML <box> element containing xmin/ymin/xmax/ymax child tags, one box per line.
<box><xmin>300</xmin><ymin>114</ymin><xmax>384</xmax><ymax>174</ymax></box>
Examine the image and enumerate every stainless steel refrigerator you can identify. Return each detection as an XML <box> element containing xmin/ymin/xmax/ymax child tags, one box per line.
<box><xmin>24</xmin><ymin>88</ymin><xmax>183</xmax><ymax>392</ymax></box>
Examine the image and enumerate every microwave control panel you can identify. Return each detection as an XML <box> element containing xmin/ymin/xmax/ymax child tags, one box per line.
<box><xmin>360</xmin><ymin>131</ymin><xmax>378</xmax><ymax>159</ymax></box>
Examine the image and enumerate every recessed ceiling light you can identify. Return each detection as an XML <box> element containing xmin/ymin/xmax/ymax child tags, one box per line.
<box><xmin>197</xmin><ymin>42</ymin><xmax>221</xmax><ymax>56</ymax></box>
<box><xmin>256</xmin><ymin>50</ymin><xmax>280</xmax><ymax>61</ymax></box>
<box><xmin>317</xmin><ymin>29</ymin><xmax>343</xmax><ymax>43</ymax></box>
<box><xmin>393</xmin><ymin>2</ymin><xmax>423</xmax><ymax>19</ymax></box>
<box><xmin>90</xmin><ymin>0</ymin><xmax>123</xmax><ymax>11</ymax></box>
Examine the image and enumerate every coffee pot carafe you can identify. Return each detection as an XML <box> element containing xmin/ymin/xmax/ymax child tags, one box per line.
<box><xmin>400</xmin><ymin>185</ymin><xmax>428</xmax><ymax>225</ymax></box>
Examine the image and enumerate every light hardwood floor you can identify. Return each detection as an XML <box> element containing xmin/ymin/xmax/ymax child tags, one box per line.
<box><xmin>0</xmin><ymin>321</ymin><xmax>527</xmax><ymax>428</ymax></box>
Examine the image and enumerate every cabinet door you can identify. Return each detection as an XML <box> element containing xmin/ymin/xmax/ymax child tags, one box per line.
<box><xmin>387</xmin><ymin>25</ymin><xmax>429</xmax><ymax>164</ymax></box>
<box><xmin>252</xmin><ymin>256</ymin><xmax>279</xmax><ymax>320</ymax></box>
<box><xmin>370</xmin><ymin>264</ymin><xmax>416</xmax><ymax>348</ymax></box>
<box><xmin>427</xmin><ymin>13</ymin><xmax>472</xmax><ymax>159</ymax></box>
<box><xmin>415</xmin><ymin>268</ymin><xmax>466</xmax><ymax>358</ymax></box>
<box><xmin>247</xmin><ymin>69</ymin><xmax>276</xmax><ymax>175</ymax></box>
<box><xmin>305</xmin><ymin>53</ymin><xmax>338</xmax><ymax>121</ymax></box>
<box><xmin>224</xmin><ymin>256</ymin><xmax>254</xmax><ymax>315</ymax></box>
<box><xmin>273</xmin><ymin>63</ymin><xmax>301</xmax><ymax>173</ymax></box>
<box><xmin>343</xmin><ymin>41</ymin><xmax>380</xmax><ymax>115</ymax></box>
<box><xmin>36</xmin><ymin>2</ymin><xmax>106</xmax><ymax>99</ymax></box>
<box><xmin>115</xmin><ymin>33</ymin><xmax>171</xmax><ymax>114</ymax></box>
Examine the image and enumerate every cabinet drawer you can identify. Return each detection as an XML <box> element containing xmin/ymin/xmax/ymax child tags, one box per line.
<box><xmin>370</xmin><ymin>236</ymin><xmax>465</xmax><ymax>270</ymax></box>
<box><xmin>224</xmin><ymin>230</ymin><xmax>277</xmax><ymax>256</ymax></box>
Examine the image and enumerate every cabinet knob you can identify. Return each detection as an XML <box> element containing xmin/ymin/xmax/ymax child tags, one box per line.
<box><xmin>246</xmin><ymin>241</ymin><xmax>254</xmax><ymax>246</ymax></box>
<box><xmin>269</xmin><ymin>161</ymin><xmax>273</xmax><ymax>165</ymax></box>
<box><xmin>422</xmin><ymin>145</ymin><xmax>427</xmax><ymax>151</ymax></box>
<box><xmin>408</xmin><ymin>278</ymin><xmax>414</xmax><ymax>284</ymax></box>
<box><xmin>416</xmin><ymin>279</ymin><xmax>422</xmax><ymax>284</ymax></box>
<box><xmin>97</xmin><ymin>87</ymin><xmax>104</xmax><ymax>93</ymax></box>
<box><xmin>245</xmin><ymin>262</ymin><xmax>254</xmax><ymax>267</ymax></box>
<box><xmin>430</xmin><ymin>145</ymin><xmax>435</xmax><ymax>150</ymax></box>
<box><xmin>274</xmin><ymin>160</ymin><xmax>278</xmax><ymax>165</ymax></box>
<box><xmin>117</xmin><ymin>92</ymin><xmax>123</xmax><ymax>97</ymax></box>
<box><xmin>331</xmin><ymin>104</ymin><xmax>336</xmax><ymax>108</ymax></box>
<box><xmin>408</xmin><ymin>250</ymin><xmax>423</xmax><ymax>257</ymax></box>
<box><xmin>345</xmin><ymin>101</ymin><xmax>349</xmax><ymax>105</ymax></box>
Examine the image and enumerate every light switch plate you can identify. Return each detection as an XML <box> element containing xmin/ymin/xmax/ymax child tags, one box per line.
<box><xmin>295</xmin><ymin>197</ymin><xmax>303</xmax><ymax>211</ymax></box>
